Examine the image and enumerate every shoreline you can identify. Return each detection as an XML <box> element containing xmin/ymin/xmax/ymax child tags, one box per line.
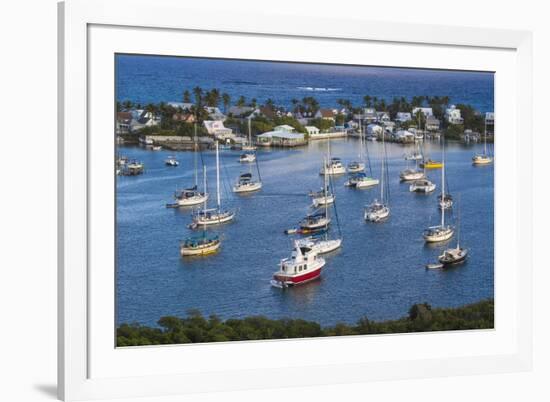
<box><xmin>117</xmin><ymin>299</ymin><xmax>494</xmax><ymax>346</ymax></box>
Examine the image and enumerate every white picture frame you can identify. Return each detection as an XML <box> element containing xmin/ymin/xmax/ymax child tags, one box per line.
<box><xmin>58</xmin><ymin>0</ymin><xmax>533</xmax><ymax>400</ymax></box>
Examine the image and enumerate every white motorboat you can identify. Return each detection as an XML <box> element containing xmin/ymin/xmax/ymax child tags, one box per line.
<box><xmin>409</xmin><ymin>178</ymin><xmax>436</xmax><ymax>193</ymax></box>
<box><xmin>165</xmin><ymin>156</ymin><xmax>179</xmax><ymax>166</ymax></box>
<box><xmin>193</xmin><ymin>141</ymin><xmax>235</xmax><ymax>226</ymax></box>
<box><xmin>152</xmin><ymin>145</ymin><xmax>162</xmax><ymax>151</ymax></box>
<box><xmin>271</xmin><ymin>241</ymin><xmax>326</xmax><ymax>287</ymax></box>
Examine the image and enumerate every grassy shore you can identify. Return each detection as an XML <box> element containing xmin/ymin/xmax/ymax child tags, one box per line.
<box><xmin>117</xmin><ymin>299</ymin><xmax>493</xmax><ymax>346</ymax></box>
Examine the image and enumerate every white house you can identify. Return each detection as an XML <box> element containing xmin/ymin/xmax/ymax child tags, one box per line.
<box><xmin>129</xmin><ymin>110</ymin><xmax>161</xmax><ymax>131</ymax></box>
<box><xmin>315</xmin><ymin>109</ymin><xmax>336</xmax><ymax>121</ymax></box>
<box><xmin>485</xmin><ymin>112</ymin><xmax>495</xmax><ymax>125</ymax></box>
<box><xmin>445</xmin><ymin>105</ymin><xmax>464</xmax><ymax>124</ymax></box>
<box><xmin>363</xmin><ymin>108</ymin><xmax>378</xmax><ymax>123</ymax></box>
<box><xmin>203</xmin><ymin>120</ymin><xmax>233</xmax><ymax>138</ymax></box>
<box><xmin>305</xmin><ymin>126</ymin><xmax>320</xmax><ymax>136</ymax></box>
<box><xmin>273</xmin><ymin>124</ymin><xmax>295</xmax><ymax>133</ymax></box>
<box><xmin>426</xmin><ymin>116</ymin><xmax>441</xmax><ymax>131</ymax></box>
<box><xmin>167</xmin><ymin>102</ymin><xmax>194</xmax><ymax>111</ymax></box>
<box><xmin>412</xmin><ymin>107</ymin><xmax>434</xmax><ymax>117</ymax></box>
<box><xmin>205</xmin><ymin>107</ymin><xmax>226</xmax><ymax>121</ymax></box>
<box><xmin>395</xmin><ymin>112</ymin><xmax>412</xmax><ymax>122</ymax></box>
<box><xmin>376</xmin><ymin>111</ymin><xmax>391</xmax><ymax>122</ymax></box>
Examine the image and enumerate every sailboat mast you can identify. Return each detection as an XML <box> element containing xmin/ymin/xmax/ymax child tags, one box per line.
<box><xmin>324</xmin><ymin>160</ymin><xmax>329</xmax><ymax>218</ymax></box>
<box><xmin>216</xmin><ymin>141</ymin><xmax>221</xmax><ymax>210</ymax></box>
<box><xmin>248</xmin><ymin>117</ymin><xmax>252</xmax><ymax>146</ymax></box>
<box><xmin>194</xmin><ymin>124</ymin><xmax>198</xmax><ymax>187</ymax></box>
<box><xmin>484</xmin><ymin>119</ymin><xmax>488</xmax><ymax>155</ymax></box>
<box><xmin>380</xmin><ymin>131</ymin><xmax>385</xmax><ymax>202</ymax></box>
<box><xmin>359</xmin><ymin>119</ymin><xmax>363</xmax><ymax>160</ymax></box>
<box><xmin>441</xmin><ymin>142</ymin><xmax>445</xmax><ymax>227</ymax></box>
<box><xmin>203</xmin><ymin>165</ymin><xmax>207</xmax><ymax>210</ymax></box>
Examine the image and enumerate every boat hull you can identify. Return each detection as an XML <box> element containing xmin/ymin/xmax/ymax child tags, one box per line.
<box><xmin>272</xmin><ymin>263</ymin><xmax>324</xmax><ymax>287</ymax></box>
<box><xmin>472</xmin><ymin>156</ymin><xmax>493</xmax><ymax>165</ymax></box>
<box><xmin>176</xmin><ymin>194</ymin><xmax>208</xmax><ymax>206</ymax></box>
<box><xmin>194</xmin><ymin>212</ymin><xmax>235</xmax><ymax>226</ymax></box>
<box><xmin>180</xmin><ymin>241</ymin><xmax>220</xmax><ymax>256</ymax></box>
<box><xmin>423</xmin><ymin>227</ymin><xmax>454</xmax><ymax>243</ymax></box>
<box><xmin>233</xmin><ymin>182</ymin><xmax>262</xmax><ymax>193</ymax></box>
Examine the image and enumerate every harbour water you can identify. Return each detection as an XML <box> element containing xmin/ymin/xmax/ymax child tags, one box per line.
<box><xmin>116</xmin><ymin>139</ymin><xmax>494</xmax><ymax>327</ymax></box>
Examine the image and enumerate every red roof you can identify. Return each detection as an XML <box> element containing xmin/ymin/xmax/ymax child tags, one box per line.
<box><xmin>117</xmin><ymin>112</ymin><xmax>132</xmax><ymax>121</ymax></box>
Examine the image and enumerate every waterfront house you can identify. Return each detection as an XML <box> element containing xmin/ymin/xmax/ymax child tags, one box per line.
<box><xmin>425</xmin><ymin>115</ymin><xmax>441</xmax><ymax>131</ymax></box>
<box><xmin>445</xmin><ymin>105</ymin><xmax>464</xmax><ymax>124</ymax></box>
<box><xmin>382</xmin><ymin>120</ymin><xmax>396</xmax><ymax>133</ymax></box>
<box><xmin>412</xmin><ymin>107</ymin><xmax>434</xmax><ymax>117</ymax></box>
<box><xmin>315</xmin><ymin>109</ymin><xmax>336</xmax><ymax>121</ymax></box>
<box><xmin>485</xmin><ymin>112</ymin><xmax>495</xmax><ymax>125</ymax></box>
<box><xmin>116</xmin><ymin>111</ymin><xmax>132</xmax><ymax>134</ymax></box>
<box><xmin>305</xmin><ymin>126</ymin><xmax>320</xmax><ymax>136</ymax></box>
<box><xmin>395</xmin><ymin>112</ymin><xmax>412</xmax><ymax>123</ymax></box>
<box><xmin>203</xmin><ymin>120</ymin><xmax>233</xmax><ymax>139</ymax></box>
<box><xmin>256</xmin><ymin>131</ymin><xmax>306</xmax><ymax>147</ymax></box>
<box><xmin>363</xmin><ymin>108</ymin><xmax>378</xmax><ymax>123</ymax></box>
<box><xmin>376</xmin><ymin>111</ymin><xmax>391</xmax><ymax>123</ymax></box>
<box><xmin>129</xmin><ymin>110</ymin><xmax>161</xmax><ymax>131</ymax></box>
<box><xmin>273</xmin><ymin>124</ymin><xmax>295</xmax><ymax>133</ymax></box>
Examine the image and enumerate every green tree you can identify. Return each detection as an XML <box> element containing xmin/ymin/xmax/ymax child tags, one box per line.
<box><xmin>222</xmin><ymin>93</ymin><xmax>231</xmax><ymax>113</ymax></box>
<box><xmin>183</xmin><ymin>90</ymin><xmax>191</xmax><ymax>103</ymax></box>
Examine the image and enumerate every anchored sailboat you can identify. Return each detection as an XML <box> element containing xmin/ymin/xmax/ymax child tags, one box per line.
<box><xmin>174</xmin><ymin>131</ymin><xmax>209</xmax><ymax>207</ymax></box>
<box><xmin>423</xmin><ymin>151</ymin><xmax>454</xmax><ymax>242</ymax></box>
<box><xmin>347</xmin><ymin>120</ymin><xmax>366</xmax><ymax>173</ymax></box>
<box><xmin>320</xmin><ymin>136</ymin><xmax>346</xmax><ymax>175</ymax></box>
<box><xmin>192</xmin><ymin>141</ymin><xmax>235</xmax><ymax>227</ymax></box>
<box><xmin>400</xmin><ymin>142</ymin><xmax>425</xmax><ymax>181</ymax></box>
<box><xmin>242</xmin><ymin>117</ymin><xmax>257</xmax><ymax>151</ymax></box>
<box><xmin>437</xmin><ymin>140</ymin><xmax>453</xmax><ymax>210</ymax></box>
<box><xmin>233</xmin><ymin>151</ymin><xmax>262</xmax><ymax>193</ymax></box>
<box><xmin>438</xmin><ymin>196</ymin><xmax>468</xmax><ymax>264</ymax></box>
<box><xmin>310</xmin><ymin>159</ymin><xmax>336</xmax><ymax>206</ymax></box>
<box><xmin>472</xmin><ymin>118</ymin><xmax>493</xmax><ymax>165</ymax></box>
<box><xmin>180</xmin><ymin>232</ymin><xmax>221</xmax><ymax>256</ymax></box>
<box><xmin>365</xmin><ymin>130</ymin><xmax>390</xmax><ymax>222</ymax></box>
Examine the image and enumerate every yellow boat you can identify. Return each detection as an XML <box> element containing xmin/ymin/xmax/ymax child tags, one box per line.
<box><xmin>420</xmin><ymin>159</ymin><xmax>443</xmax><ymax>169</ymax></box>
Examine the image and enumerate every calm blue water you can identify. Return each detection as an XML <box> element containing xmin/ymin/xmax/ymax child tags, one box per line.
<box><xmin>116</xmin><ymin>55</ymin><xmax>494</xmax><ymax>113</ymax></box>
<box><xmin>116</xmin><ymin>140</ymin><xmax>494</xmax><ymax>327</ymax></box>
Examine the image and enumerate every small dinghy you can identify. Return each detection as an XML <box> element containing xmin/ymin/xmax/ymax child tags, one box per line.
<box><xmin>165</xmin><ymin>156</ymin><xmax>179</xmax><ymax>167</ymax></box>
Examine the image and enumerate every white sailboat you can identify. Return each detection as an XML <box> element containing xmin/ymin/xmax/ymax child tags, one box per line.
<box><xmin>320</xmin><ymin>136</ymin><xmax>346</xmax><ymax>175</ymax></box>
<box><xmin>300</xmin><ymin>170</ymin><xmax>332</xmax><ymax>232</ymax></box>
<box><xmin>233</xmin><ymin>152</ymin><xmax>262</xmax><ymax>193</ymax></box>
<box><xmin>298</xmin><ymin>172</ymin><xmax>342</xmax><ymax>253</ymax></box>
<box><xmin>409</xmin><ymin>142</ymin><xmax>435</xmax><ymax>193</ymax></box>
<box><xmin>347</xmin><ymin>120</ymin><xmax>366</xmax><ymax>173</ymax></box>
<box><xmin>472</xmin><ymin>119</ymin><xmax>493</xmax><ymax>165</ymax></box>
<box><xmin>400</xmin><ymin>142</ymin><xmax>425</xmax><ymax>181</ymax></box>
<box><xmin>438</xmin><ymin>197</ymin><xmax>468</xmax><ymax>264</ymax></box>
<box><xmin>174</xmin><ymin>133</ymin><xmax>209</xmax><ymax>206</ymax></box>
<box><xmin>192</xmin><ymin>141</ymin><xmax>235</xmax><ymax>226</ymax></box>
<box><xmin>423</xmin><ymin>152</ymin><xmax>454</xmax><ymax>242</ymax></box>
<box><xmin>437</xmin><ymin>141</ymin><xmax>453</xmax><ymax>210</ymax></box>
<box><xmin>365</xmin><ymin>130</ymin><xmax>390</xmax><ymax>222</ymax></box>
<box><xmin>310</xmin><ymin>160</ymin><xmax>336</xmax><ymax>206</ymax></box>
<box><xmin>242</xmin><ymin>117</ymin><xmax>257</xmax><ymax>151</ymax></box>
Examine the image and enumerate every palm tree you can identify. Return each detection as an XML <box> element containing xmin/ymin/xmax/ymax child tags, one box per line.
<box><xmin>183</xmin><ymin>90</ymin><xmax>191</xmax><ymax>103</ymax></box>
<box><xmin>237</xmin><ymin>95</ymin><xmax>246</xmax><ymax>107</ymax></box>
<box><xmin>250</xmin><ymin>98</ymin><xmax>258</xmax><ymax>108</ymax></box>
<box><xmin>363</xmin><ymin>95</ymin><xmax>372</xmax><ymax>108</ymax></box>
<box><xmin>222</xmin><ymin>93</ymin><xmax>231</xmax><ymax>113</ymax></box>
<box><xmin>193</xmin><ymin>86</ymin><xmax>203</xmax><ymax>106</ymax></box>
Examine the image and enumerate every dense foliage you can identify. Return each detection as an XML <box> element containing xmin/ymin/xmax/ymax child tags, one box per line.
<box><xmin>117</xmin><ymin>299</ymin><xmax>494</xmax><ymax>346</ymax></box>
